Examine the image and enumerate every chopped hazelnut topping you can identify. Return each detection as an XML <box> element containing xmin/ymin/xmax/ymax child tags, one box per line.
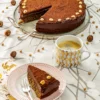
<box><xmin>22</xmin><ymin>6</ymin><xmax>26</xmax><ymax>9</ymax></box>
<box><xmin>40</xmin><ymin>18</ymin><xmax>44</xmax><ymax>21</ymax></box>
<box><xmin>49</xmin><ymin>18</ymin><xmax>54</xmax><ymax>21</ymax></box>
<box><xmin>22</xmin><ymin>2</ymin><xmax>26</xmax><ymax>6</ymax></box>
<box><xmin>46</xmin><ymin>75</ymin><xmax>52</xmax><ymax>79</ymax></box>
<box><xmin>23</xmin><ymin>10</ymin><xmax>27</xmax><ymax>14</ymax></box>
<box><xmin>79</xmin><ymin>10</ymin><xmax>82</xmax><ymax>13</ymax></box>
<box><xmin>66</xmin><ymin>18</ymin><xmax>70</xmax><ymax>20</ymax></box>
<box><xmin>76</xmin><ymin>12</ymin><xmax>79</xmax><ymax>15</ymax></box>
<box><xmin>79</xmin><ymin>5</ymin><xmax>82</xmax><ymax>8</ymax></box>
<box><xmin>58</xmin><ymin>19</ymin><xmax>62</xmax><ymax>22</ymax></box>
<box><xmin>79</xmin><ymin>1</ymin><xmax>82</xmax><ymax>4</ymax></box>
<box><xmin>23</xmin><ymin>0</ymin><xmax>27</xmax><ymax>3</ymax></box>
<box><xmin>71</xmin><ymin>15</ymin><xmax>76</xmax><ymax>18</ymax></box>
<box><xmin>40</xmin><ymin>80</ymin><xmax>45</xmax><ymax>85</ymax></box>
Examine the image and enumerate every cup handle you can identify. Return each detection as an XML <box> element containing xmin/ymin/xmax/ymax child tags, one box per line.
<box><xmin>81</xmin><ymin>51</ymin><xmax>91</xmax><ymax>62</ymax></box>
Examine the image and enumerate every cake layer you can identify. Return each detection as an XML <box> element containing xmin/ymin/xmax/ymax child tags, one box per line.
<box><xmin>27</xmin><ymin>65</ymin><xmax>60</xmax><ymax>99</ymax></box>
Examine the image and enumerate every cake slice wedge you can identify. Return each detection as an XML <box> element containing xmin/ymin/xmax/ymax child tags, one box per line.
<box><xmin>27</xmin><ymin>65</ymin><xmax>60</xmax><ymax>99</ymax></box>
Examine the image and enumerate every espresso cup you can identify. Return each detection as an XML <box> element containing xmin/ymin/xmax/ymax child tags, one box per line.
<box><xmin>55</xmin><ymin>35</ymin><xmax>91</xmax><ymax>68</ymax></box>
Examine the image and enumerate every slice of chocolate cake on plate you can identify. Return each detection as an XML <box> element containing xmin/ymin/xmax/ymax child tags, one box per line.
<box><xmin>27</xmin><ymin>65</ymin><xmax>60</xmax><ymax>99</ymax></box>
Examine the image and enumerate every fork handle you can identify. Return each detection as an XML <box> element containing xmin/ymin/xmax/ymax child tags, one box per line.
<box><xmin>27</xmin><ymin>91</ymin><xmax>33</xmax><ymax>100</ymax></box>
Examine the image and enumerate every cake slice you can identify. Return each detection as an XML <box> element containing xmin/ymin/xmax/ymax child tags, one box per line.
<box><xmin>27</xmin><ymin>65</ymin><xmax>60</xmax><ymax>99</ymax></box>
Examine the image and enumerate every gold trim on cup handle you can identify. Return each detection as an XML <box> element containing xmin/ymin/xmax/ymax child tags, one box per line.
<box><xmin>81</xmin><ymin>51</ymin><xmax>91</xmax><ymax>62</ymax></box>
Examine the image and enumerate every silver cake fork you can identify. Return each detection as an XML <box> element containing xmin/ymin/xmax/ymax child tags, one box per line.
<box><xmin>21</xmin><ymin>77</ymin><xmax>33</xmax><ymax>100</ymax></box>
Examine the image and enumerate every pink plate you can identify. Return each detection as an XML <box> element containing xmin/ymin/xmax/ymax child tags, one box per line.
<box><xmin>7</xmin><ymin>63</ymin><xmax>66</xmax><ymax>100</ymax></box>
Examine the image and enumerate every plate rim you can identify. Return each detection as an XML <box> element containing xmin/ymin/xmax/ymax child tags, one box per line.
<box><xmin>7</xmin><ymin>63</ymin><xmax>67</xmax><ymax>100</ymax></box>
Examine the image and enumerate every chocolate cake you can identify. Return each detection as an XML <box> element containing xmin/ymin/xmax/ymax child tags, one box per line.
<box><xmin>27</xmin><ymin>65</ymin><xmax>60</xmax><ymax>99</ymax></box>
<box><xmin>19</xmin><ymin>0</ymin><xmax>86</xmax><ymax>33</ymax></box>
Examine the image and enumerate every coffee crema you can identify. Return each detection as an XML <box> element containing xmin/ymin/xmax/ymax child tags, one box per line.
<box><xmin>58</xmin><ymin>41</ymin><xmax>81</xmax><ymax>50</ymax></box>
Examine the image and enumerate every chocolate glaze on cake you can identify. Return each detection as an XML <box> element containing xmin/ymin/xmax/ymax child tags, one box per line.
<box><xmin>19</xmin><ymin>0</ymin><xmax>86</xmax><ymax>33</ymax></box>
<box><xmin>27</xmin><ymin>65</ymin><xmax>60</xmax><ymax>99</ymax></box>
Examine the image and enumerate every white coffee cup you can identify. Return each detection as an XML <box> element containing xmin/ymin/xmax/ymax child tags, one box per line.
<box><xmin>55</xmin><ymin>35</ymin><xmax>91</xmax><ymax>68</ymax></box>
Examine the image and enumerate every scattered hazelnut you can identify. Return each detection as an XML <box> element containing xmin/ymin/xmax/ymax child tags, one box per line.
<box><xmin>81</xmin><ymin>34</ymin><xmax>84</xmax><ymax>37</ymax></box>
<box><xmin>90</xmin><ymin>16</ymin><xmax>93</xmax><ymax>18</ymax></box>
<box><xmin>42</xmin><ymin>47</ymin><xmax>44</xmax><ymax>50</ymax></box>
<box><xmin>76</xmin><ymin>12</ymin><xmax>79</xmax><ymax>15</ymax></box>
<box><xmin>86</xmin><ymin>41</ymin><xmax>89</xmax><ymax>45</ymax></box>
<box><xmin>84</xmin><ymin>88</ymin><xmax>87</xmax><ymax>91</ymax></box>
<box><xmin>10</xmin><ymin>51</ymin><xmax>17</xmax><ymax>58</ymax></box>
<box><xmin>23</xmin><ymin>0</ymin><xmax>27</xmax><ymax>3</ymax></box>
<box><xmin>96</xmin><ymin>26</ymin><xmax>98</xmax><ymax>29</ymax></box>
<box><xmin>6</xmin><ymin>7</ymin><xmax>8</xmax><ymax>9</ymax></box>
<box><xmin>96</xmin><ymin>53</ymin><xmax>99</xmax><ymax>56</ymax></box>
<box><xmin>66</xmin><ymin>18</ymin><xmax>70</xmax><ymax>20</ymax></box>
<box><xmin>20</xmin><ymin>50</ymin><xmax>22</xmax><ymax>53</ymax></box>
<box><xmin>29</xmin><ymin>54</ymin><xmax>32</xmax><ymax>57</ymax></box>
<box><xmin>97</xmin><ymin>62</ymin><xmax>99</xmax><ymax>65</ymax></box>
<box><xmin>88</xmin><ymin>72</ymin><xmax>92</xmax><ymax>75</ymax></box>
<box><xmin>92</xmin><ymin>21</ymin><xmax>95</xmax><ymax>24</ymax></box>
<box><xmin>5</xmin><ymin>30</ymin><xmax>11</xmax><ymax>36</ymax></box>
<box><xmin>22</xmin><ymin>2</ymin><xmax>26</xmax><ymax>6</ymax></box>
<box><xmin>71</xmin><ymin>15</ymin><xmax>76</xmax><ymax>19</ymax></box>
<box><xmin>40</xmin><ymin>80</ymin><xmax>45</xmax><ymax>85</ymax></box>
<box><xmin>2</xmin><ymin>10</ymin><xmax>4</xmax><ymax>13</ymax></box>
<box><xmin>87</xmin><ymin>35</ymin><xmax>93</xmax><ymax>42</ymax></box>
<box><xmin>0</xmin><ymin>21</ymin><xmax>3</xmax><ymax>27</ymax></box>
<box><xmin>37</xmin><ymin>49</ymin><xmax>40</xmax><ymax>52</ymax></box>
<box><xmin>1</xmin><ymin>43</ymin><xmax>4</xmax><ymax>46</ymax></box>
<box><xmin>92</xmin><ymin>32</ymin><xmax>95</xmax><ymax>34</ymax></box>
<box><xmin>11</xmin><ymin>0</ymin><xmax>16</xmax><ymax>6</ymax></box>
<box><xmin>46</xmin><ymin>75</ymin><xmax>52</xmax><ymax>79</ymax></box>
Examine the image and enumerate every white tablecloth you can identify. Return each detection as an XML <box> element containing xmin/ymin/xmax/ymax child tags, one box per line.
<box><xmin>0</xmin><ymin>0</ymin><xmax>100</xmax><ymax>100</ymax></box>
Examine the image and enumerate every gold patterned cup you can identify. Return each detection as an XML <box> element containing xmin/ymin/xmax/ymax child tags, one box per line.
<box><xmin>55</xmin><ymin>35</ymin><xmax>91</xmax><ymax>68</ymax></box>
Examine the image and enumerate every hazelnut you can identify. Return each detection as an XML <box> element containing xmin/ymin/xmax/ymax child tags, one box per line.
<box><xmin>40</xmin><ymin>80</ymin><xmax>45</xmax><ymax>85</ymax></box>
<box><xmin>96</xmin><ymin>53</ymin><xmax>99</xmax><ymax>56</ymax></box>
<box><xmin>84</xmin><ymin>88</ymin><xmax>87</xmax><ymax>91</ymax></box>
<box><xmin>0</xmin><ymin>21</ymin><xmax>3</xmax><ymax>27</ymax></box>
<box><xmin>46</xmin><ymin>75</ymin><xmax>52</xmax><ymax>79</ymax></box>
<box><xmin>81</xmin><ymin>34</ymin><xmax>84</xmax><ymax>37</ymax></box>
<box><xmin>5</xmin><ymin>30</ymin><xmax>11</xmax><ymax>36</ymax></box>
<box><xmin>92</xmin><ymin>21</ymin><xmax>95</xmax><ymax>24</ymax></box>
<box><xmin>1</xmin><ymin>43</ymin><xmax>4</xmax><ymax>46</ymax></box>
<box><xmin>37</xmin><ymin>49</ymin><xmax>40</xmax><ymax>52</ymax></box>
<box><xmin>49</xmin><ymin>18</ymin><xmax>54</xmax><ymax>21</ymax></box>
<box><xmin>18</xmin><ymin>19</ymin><xmax>24</xmax><ymax>24</ymax></box>
<box><xmin>87</xmin><ymin>35</ymin><xmax>93</xmax><ymax>42</ymax></box>
<box><xmin>11</xmin><ymin>0</ymin><xmax>16</xmax><ymax>6</ymax></box>
<box><xmin>20</xmin><ymin>50</ymin><xmax>22</xmax><ymax>53</ymax></box>
<box><xmin>96</xmin><ymin>26</ymin><xmax>98</xmax><ymax>29</ymax></box>
<box><xmin>42</xmin><ymin>47</ymin><xmax>44</xmax><ymax>50</ymax></box>
<box><xmin>29</xmin><ymin>54</ymin><xmax>32</xmax><ymax>57</ymax></box>
<box><xmin>10</xmin><ymin>51</ymin><xmax>17</xmax><ymax>58</ymax></box>
<box><xmin>88</xmin><ymin>72</ymin><xmax>92</xmax><ymax>75</ymax></box>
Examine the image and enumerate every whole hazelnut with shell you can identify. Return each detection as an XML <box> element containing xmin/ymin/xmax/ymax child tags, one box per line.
<box><xmin>11</xmin><ymin>0</ymin><xmax>16</xmax><ymax>6</ymax></box>
<box><xmin>10</xmin><ymin>51</ymin><xmax>17</xmax><ymax>58</ymax></box>
<box><xmin>5</xmin><ymin>30</ymin><xmax>11</xmax><ymax>36</ymax></box>
<box><xmin>87</xmin><ymin>35</ymin><xmax>93</xmax><ymax>42</ymax></box>
<box><xmin>0</xmin><ymin>21</ymin><xmax>3</xmax><ymax>27</ymax></box>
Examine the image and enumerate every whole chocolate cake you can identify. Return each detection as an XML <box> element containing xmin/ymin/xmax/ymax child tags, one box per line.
<box><xmin>19</xmin><ymin>0</ymin><xmax>86</xmax><ymax>33</ymax></box>
<box><xmin>27</xmin><ymin>65</ymin><xmax>60</xmax><ymax>99</ymax></box>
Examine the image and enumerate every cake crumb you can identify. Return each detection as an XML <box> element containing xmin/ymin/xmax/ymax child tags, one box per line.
<box><xmin>40</xmin><ymin>80</ymin><xmax>45</xmax><ymax>85</ymax></box>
